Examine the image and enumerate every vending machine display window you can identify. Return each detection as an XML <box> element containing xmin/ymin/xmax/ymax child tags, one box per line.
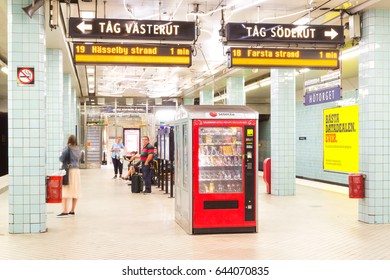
<box><xmin>198</xmin><ymin>127</ymin><xmax>243</xmax><ymax>194</ymax></box>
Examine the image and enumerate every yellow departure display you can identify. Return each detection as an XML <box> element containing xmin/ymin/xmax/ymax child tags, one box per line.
<box><xmin>228</xmin><ymin>48</ymin><xmax>339</xmax><ymax>69</ymax></box>
<box><xmin>73</xmin><ymin>44</ymin><xmax>192</xmax><ymax>67</ymax></box>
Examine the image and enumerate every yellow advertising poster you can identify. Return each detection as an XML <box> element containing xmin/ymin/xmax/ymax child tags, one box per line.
<box><xmin>323</xmin><ymin>105</ymin><xmax>359</xmax><ymax>173</ymax></box>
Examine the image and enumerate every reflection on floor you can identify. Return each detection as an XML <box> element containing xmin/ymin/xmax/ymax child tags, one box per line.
<box><xmin>1</xmin><ymin>165</ymin><xmax>390</xmax><ymax>260</ymax></box>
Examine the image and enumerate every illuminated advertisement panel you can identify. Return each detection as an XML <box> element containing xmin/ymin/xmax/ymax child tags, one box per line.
<box><xmin>323</xmin><ymin>105</ymin><xmax>359</xmax><ymax>173</ymax></box>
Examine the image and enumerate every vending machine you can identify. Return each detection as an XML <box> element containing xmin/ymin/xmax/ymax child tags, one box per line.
<box><xmin>174</xmin><ymin>105</ymin><xmax>258</xmax><ymax>234</ymax></box>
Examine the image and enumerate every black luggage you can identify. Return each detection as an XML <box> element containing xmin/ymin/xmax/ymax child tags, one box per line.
<box><xmin>131</xmin><ymin>173</ymin><xmax>143</xmax><ymax>193</ymax></box>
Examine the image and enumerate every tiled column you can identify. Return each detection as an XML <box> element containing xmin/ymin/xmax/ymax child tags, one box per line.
<box><xmin>63</xmin><ymin>74</ymin><xmax>71</xmax><ymax>144</ymax></box>
<box><xmin>270</xmin><ymin>69</ymin><xmax>296</xmax><ymax>195</ymax></box>
<box><xmin>199</xmin><ymin>87</ymin><xmax>214</xmax><ymax>105</ymax></box>
<box><xmin>226</xmin><ymin>76</ymin><xmax>245</xmax><ymax>105</ymax></box>
<box><xmin>71</xmin><ymin>88</ymin><xmax>79</xmax><ymax>138</ymax></box>
<box><xmin>7</xmin><ymin>0</ymin><xmax>47</xmax><ymax>233</ymax></box>
<box><xmin>183</xmin><ymin>98</ymin><xmax>194</xmax><ymax>105</ymax></box>
<box><xmin>75</xmin><ymin>94</ymin><xmax>81</xmax><ymax>140</ymax></box>
<box><xmin>359</xmin><ymin>9</ymin><xmax>390</xmax><ymax>224</ymax></box>
<box><xmin>46</xmin><ymin>49</ymin><xmax>64</xmax><ymax>175</ymax></box>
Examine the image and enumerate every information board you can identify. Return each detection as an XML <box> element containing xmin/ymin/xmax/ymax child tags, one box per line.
<box><xmin>228</xmin><ymin>48</ymin><xmax>339</xmax><ymax>69</ymax></box>
<box><xmin>73</xmin><ymin>44</ymin><xmax>192</xmax><ymax>67</ymax></box>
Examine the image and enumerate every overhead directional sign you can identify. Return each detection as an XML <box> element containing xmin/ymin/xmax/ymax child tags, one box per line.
<box><xmin>69</xmin><ymin>18</ymin><xmax>196</xmax><ymax>41</ymax></box>
<box><xmin>228</xmin><ymin>48</ymin><xmax>339</xmax><ymax>69</ymax></box>
<box><xmin>226</xmin><ymin>23</ymin><xmax>344</xmax><ymax>45</ymax></box>
<box><xmin>73</xmin><ymin>44</ymin><xmax>192</xmax><ymax>67</ymax></box>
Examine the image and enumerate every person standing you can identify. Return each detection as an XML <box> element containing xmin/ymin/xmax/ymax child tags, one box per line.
<box><xmin>111</xmin><ymin>136</ymin><xmax>124</xmax><ymax>179</ymax></box>
<box><xmin>57</xmin><ymin>135</ymin><xmax>81</xmax><ymax>217</ymax></box>
<box><xmin>140</xmin><ymin>136</ymin><xmax>155</xmax><ymax>193</ymax></box>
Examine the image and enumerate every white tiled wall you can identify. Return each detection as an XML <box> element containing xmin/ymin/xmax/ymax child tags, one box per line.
<box><xmin>46</xmin><ymin>49</ymin><xmax>64</xmax><ymax>175</ymax></box>
<box><xmin>296</xmin><ymin>91</ymin><xmax>358</xmax><ymax>184</ymax></box>
<box><xmin>270</xmin><ymin>69</ymin><xmax>296</xmax><ymax>195</ymax></box>
<box><xmin>8</xmin><ymin>0</ymin><xmax>47</xmax><ymax>233</ymax></box>
<box><xmin>359</xmin><ymin>9</ymin><xmax>390</xmax><ymax>224</ymax></box>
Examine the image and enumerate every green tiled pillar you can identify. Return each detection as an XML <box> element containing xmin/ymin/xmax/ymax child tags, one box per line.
<box><xmin>183</xmin><ymin>98</ymin><xmax>194</xmax><ymax>105</ymax></box>
<box><xmin>8</xmin><ymin>0</ymin><xmax>47</xmax><ymax>233</ymax></box>
<box><xmin>72</xmin><ymin>88</ymin><xmax>80</xmax><ymax>139</ymax></box>
<box><xmin>359</xmin><ymin>9</ymin><xmax>390</xmax><ymax>224</ymax></box>
<box><xmin>63</xmin><ymin>74</ymin><xmax>71</xmax><ymax>144</ymax></box>
<box><xmin>226</xmin><ymin>76</ymin><xmax>245</xmax><ymax>105</ymax></box>
<box><xmin>270</xmin><ymin>69</ymin><xmax>296</xmax><ymax>196</ymax></box>
<box><xmin>199</xmin><ymin>88</ymin><xmax>214</xmax><ymax>105</ymax></box>
<box><xmin>46</xmin><ymin>49</ymin><xmax>64</xmax><ymax>175</ymax></box>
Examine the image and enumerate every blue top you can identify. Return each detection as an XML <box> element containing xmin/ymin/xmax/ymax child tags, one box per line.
<box><xmin>59</xmin><ymin>146</ymin><xmax>81</xmax><ymax>169</ymax></box>
<box><xmin>111</xmin><ymin>142</ymin><xmax>124</xmax><ymax>159</ymax></box>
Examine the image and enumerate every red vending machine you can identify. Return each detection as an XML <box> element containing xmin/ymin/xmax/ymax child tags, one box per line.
<box><xmin>174</xmin><ymin>105</ymin><xmax>258</xmax><ymax>234</ymax></box>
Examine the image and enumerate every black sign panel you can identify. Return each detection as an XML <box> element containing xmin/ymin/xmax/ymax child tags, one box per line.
<box><xmin>228</xmin><ymin>48</ymin><xmax>339</xmax><ymax>69</ymax></box>
<box><xmin>226</xmin><ymin>23</ymin><xmax>344</xmax><ymax>45</ymax></box>
<box><xmin>73</xmin><ymin>44</ymin><xmax>192</xmax><ymax>67</ymax></box>
<box><xmin>69</xmin><ymin>18</ymin><xmax>196</xmax><ymax>41</ymax></box>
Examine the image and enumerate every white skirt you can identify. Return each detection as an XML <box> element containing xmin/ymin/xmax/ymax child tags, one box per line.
<box><xmin>62</xmin><ymin>168</ymin><xmax>81</xmax><ymax>198</ymax></box>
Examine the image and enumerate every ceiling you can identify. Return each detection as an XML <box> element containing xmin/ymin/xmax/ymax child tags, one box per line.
<box><xmin>1</xmin><ymin>0</ymin><xmax>390</xmax><ymax>109</ymax></box>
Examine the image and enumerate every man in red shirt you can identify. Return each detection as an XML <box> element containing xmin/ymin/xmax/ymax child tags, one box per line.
<box><xmin>140</xmin><ymin>136</ymin><xmax>155</xmax><ymax>193</ymax></box>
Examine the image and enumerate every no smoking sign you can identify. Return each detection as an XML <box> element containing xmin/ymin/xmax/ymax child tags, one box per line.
<box><xmin>17</xmin><ymin>67</ymin><xmax>35</xmax><ymax>85</ymax></box>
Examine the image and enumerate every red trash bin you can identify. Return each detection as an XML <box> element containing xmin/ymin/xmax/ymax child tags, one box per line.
<box><xmin>263</xmin><ymin>158</ymin><xmax>271</xmax><ymax>194</ymax></box>
<box><xmin>46</xmin><ymin>176</ymin><xmax>63</xmax><ymax>203</ymax></box>
<box><xmin>348</xmin><ymin>173</ymin><xmax>365</xmax><ymax>198</ymax></box>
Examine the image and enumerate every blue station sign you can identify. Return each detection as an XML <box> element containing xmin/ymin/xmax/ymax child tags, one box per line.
<box><xmin>304</xmin><ymin>87</ymin><xmax>341</xmax><ymax>105</ymax></box>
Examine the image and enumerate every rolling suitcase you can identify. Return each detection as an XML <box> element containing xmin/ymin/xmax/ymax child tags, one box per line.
<box><xmin>131</xmin><ymin>173</ymin><xmax>144</xmax><ymax>193</ymax></box>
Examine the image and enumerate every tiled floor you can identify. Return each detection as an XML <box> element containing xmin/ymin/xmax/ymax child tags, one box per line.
<box><xmin>1</xmin><ymin>166</ymin><xmax>390</xmax><ymax>260</ymax></box>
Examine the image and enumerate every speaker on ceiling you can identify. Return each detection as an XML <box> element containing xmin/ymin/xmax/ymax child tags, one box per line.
<box><xmin>22</xmin><ymin>0</ymin><xmax>45</xmax><ymax>18</ymax></box>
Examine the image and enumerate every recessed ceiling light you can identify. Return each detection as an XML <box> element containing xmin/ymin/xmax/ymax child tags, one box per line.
<box><xmin>80</xmin><ymin>11</ymin><xmax>94</xmax><ymax>18</ymax></box>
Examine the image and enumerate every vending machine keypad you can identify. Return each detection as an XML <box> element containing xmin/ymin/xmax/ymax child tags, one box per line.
<box><xmin>244</xmin><ymin>126</ymin><xmax>255</xmax><ymax>221</ymax></box>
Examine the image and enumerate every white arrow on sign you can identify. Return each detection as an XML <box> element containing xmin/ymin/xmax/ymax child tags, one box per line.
<box><xmin>77</xmin><ymin>21</ymin><xmax>92</xmax><ymax>33</ymax></box>
<box><xmin>324</xmin><ymin>28</ymin><xmax>338</xmax><ymax>40</ymax></box>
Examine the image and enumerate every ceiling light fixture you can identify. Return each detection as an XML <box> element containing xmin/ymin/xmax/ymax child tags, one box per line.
<box><xmin>214</xmin><ymin>94</ymin><xmax>226</xmax><ymax>102</ymax></box>
<box><xmin>80</xmin><ymin>11</ymin><xmax>94</xmax><ymax>18</ymax></box>
<box><xmin>340</xmin><ymin>45</ymin><xmax>359</xmax><ymax>60</ymax></box>
<box><xmin>259</xmin><ymin>8</ymin><xmax>313</xmax><ymax>23</ymax></box>
<box><xmin>293</xmin><ymin>17</ymin><xmax>311</xmax><ymax>25</ymax></box>
<box><xmin>188</xmin><ymin>0</ymin><xmax>266</xmax><ymax>17</ymax></box>
<box><xmin>195</xmin><ymin>77</ymin><xmax>204</xmax><ymax>84</ymax></box>
<box><xmin>1</xmin><ymin>67</ymin><xmax>8</xmax><ymax>75</ymax></box>
<box><xmin>229</xmin><ymin>0</ymin><xmax>267</xmax><ymax>15</ymax></box>
<box><xmin>244</xmin><ymin>83</ymin><xmax>260</xmax><ymax>92</ymax></box>
<box><xmin>0</xmin><ymin>58</ymin><xmax>8</xmax><ymax>75</ymax></box>
<box><xmin>259</xmin><ymin>77</ymin><xmax>271</xmax><ymax>87</ymax></box>
<box><xmin>86</xmin><ymin>67</ymin><xmax>95</xmax><ymax>74</ymax></box>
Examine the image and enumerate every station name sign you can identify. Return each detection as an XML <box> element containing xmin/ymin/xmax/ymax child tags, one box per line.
<box><xmin>228</xmin><ymin>48</ymin><xmax>339</xmax><ymax>69</ymax></box>
<box><xmin>226</xmin><ymin>23</ymin><xmax>344</xmax><ymax>45</ymax></box>
<box><xmin>73</xmin><ymin>44</ymin><xmax>192</xmax><ymax>67</ymax></box>
<box><xmin>69</xmin><ymin>18</ymin><xmax>196</xmax><ymax>41</ymax></box>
